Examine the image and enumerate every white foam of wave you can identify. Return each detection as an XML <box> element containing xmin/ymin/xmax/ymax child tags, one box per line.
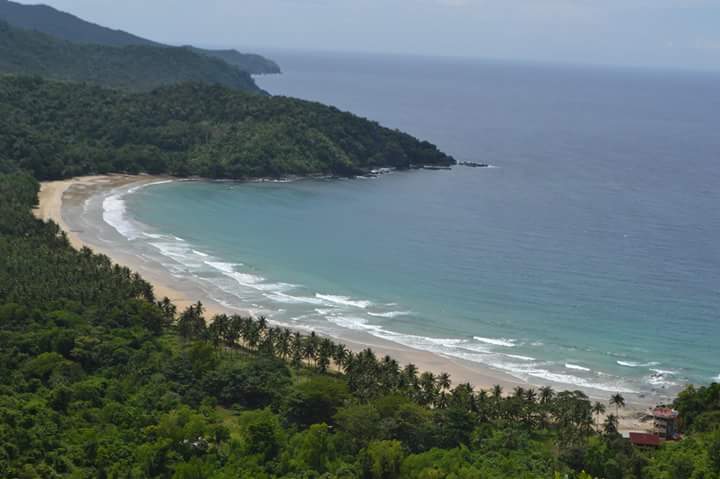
<box><xmin>650</xmin><ymin>368</ymin><xmax>677</xmax><ymax>376</ymax></box>
<box><xmin>565</xmin><ymin>363</ymin><xmax>591</xmax><ymax>372</ymax></box>
<box><xmin>264</xmin><ymin>292</ymin><xmax>327</xmax><ymax>305</ymax></box>
<box><xmin>458</xmin><ymin>343</ymin><xmax>492</xmax><ymax>354</ymax></box>
<box><xmin>102</xmin><ymin>180</ymin><xmax>174</xmax><ymax>240</ymax></box>
<box><xmin>326</xmin><ymin>315</ymin><xmax>383</xmax><ymax>333</ymax></box>
<box><xmin>205</xmin><ymin>261</ymin><xmax>294</xmax><ymax>293</ymax></box>
<box><xmin>149</xmin><ymin>242</ymin><xmax>205</xmax><ymax>269</ymax></box>
<box><xmin>316</xmin><ymin>294</ymin><xmax>372</xmax><ymax>309</ymax></box>
<box><xmin>715</xmin><ymin>374</ymin><xmax>720</xmax><ymax>381</ymax></box>
<box><xmin>368</xmin><ymin>311</ymin><xmax>412</xmax><ymax>318</ymax></box>
<box><xmin>473</xmin><ymin>336</ymin><xmax>516</xmax><ymax>347</ymax></box>
<box><xmin>193</xmin><ymin>250</ymin><xmax>210</xmax><ymax>257</ymax></box>
<box><xmin>646</xmin><ymin>372</ymin><xmax>679</xmax><ymax>388</ymax></box>
<box><xmin>506</xmin><ymin>354</ymin><xmax>536</xmax><ymax>361</ymax></box>
<box><xmin>617</xmin><ymin>360</ymin><xmax>660</xmax><ymax>368</ymax></box>
<box><xmin>316</xmin><ymin>310</ymin><xmax>638</xmax><ymax>394</ymax></box>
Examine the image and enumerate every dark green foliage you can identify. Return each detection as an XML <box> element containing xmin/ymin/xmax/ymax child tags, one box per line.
<box><xmin>674</xmin><ymin>383</ymin><xmax>720</xmax><ymax>432</ymax></box>
<box><xmin>0</xmin><ymin>75</ymin><xmax>454</xmax><ymax>180</ymax></box>
<box><xmin>0</xmin><ymin>21</ymin><xmax>262</xmax><ymax>92</ymax></box>
<box><xmin>1</xmin><ymin>174</ymin><xmax>717</xmax><ymax>478</ymax></box>
<box><xmin>0</xmin><ymin>0</ymin><xmax>281</xmax><ymax>74</ymax></box>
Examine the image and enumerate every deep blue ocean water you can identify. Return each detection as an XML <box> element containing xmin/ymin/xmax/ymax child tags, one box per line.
<box><xmin>118</xmin><ymin>52</ymin><xmax>720</xmax><ymax>398</ymax></box>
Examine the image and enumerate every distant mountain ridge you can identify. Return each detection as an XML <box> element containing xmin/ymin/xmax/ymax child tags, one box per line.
<box><xmin>0</xmin><ymin>21</ymin><xmax>262</xmax><ymax>92</ymax></box>
<box><xmin>0</xmin><ymin>0</ymin><xmax>281</xmax><ymax>74</ymax></box>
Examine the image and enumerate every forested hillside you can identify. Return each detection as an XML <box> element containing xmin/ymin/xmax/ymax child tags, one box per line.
<box><xmin>1</xmin><ymin>173</ymin><xmax>719</xmax><ymax>477</ymax></box>
<box><xmin>0</xmin><ymin>0</ymin><xmax>281</xmax><ymax>74</ymax></box>
<box><xmin>0</xmin><ymin>76</ymin><xmax>454</xmax><ymax>180</ymax></box>
<box><xmin>0</xmin><ymin>21</ymin><xmax>262</xmax><ymax>92</ymax></box>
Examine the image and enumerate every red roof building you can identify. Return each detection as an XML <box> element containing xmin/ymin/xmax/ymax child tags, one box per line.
<box><xmin>629</xmin><ymin>432</ymin><xmax>663</xmax><ymax>447</ymax></box>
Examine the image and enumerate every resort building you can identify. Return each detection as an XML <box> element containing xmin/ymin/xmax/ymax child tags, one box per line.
<box><xmin>629</xmin><ymin>432</ymin><xmax>663</xmax><ymax>448</ymax></box>
<box><xmin>652</xmin><ymin>407</ymin><xmax>679</xmax><ymax>439</ymax></box>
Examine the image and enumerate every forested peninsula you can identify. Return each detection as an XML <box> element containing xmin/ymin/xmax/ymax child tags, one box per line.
<box><xmin>0</xmin><ymin>21</ymin><xmax>262</xmax><ymax>93</ymax></box>
<box><xmin>0</xmin><ymin>0</ymin><xmax>281</xmax><ymax>74</ymax></box>
<box><xmin>0</xmin><ymin>76</ymin><xmax>454</xmax><ymax>180</ymax></box>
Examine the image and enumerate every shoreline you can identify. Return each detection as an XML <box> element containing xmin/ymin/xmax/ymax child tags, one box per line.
<box><xmin>35</xmin><ymin>174</ymin><xmax>657</xmax><ymax>432</ymax></box>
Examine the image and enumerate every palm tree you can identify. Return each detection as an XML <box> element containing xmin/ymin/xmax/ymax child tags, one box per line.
<box><xmin>257</xmin><ymin>315</ymin><xmax>268</xmax><ymax>334</ymax></box>
<box><xmin>332</xmin><ymin>343</ymin><xmax>350</xmax><ymax>369</ymax></box>
<box><xmin>610</xmin><ymin>393</ymin><xmax>625</xmax><ymax>417</ymax></box>
<box><xmin>276</xmin><ymin>329</ymin><xmax>292</xmax><ymax>360</ymax></box>
<box><xmin>539</xmin><ymin>386</ymin><xmax>555</xmax><ymax>405</ymax></box>
<box><xmin>603</xmin><ymin>414</ymin><xmax>619</xmax><ymax>435</ymax></box>
<box><xmin>525</xmin><ymin>388</ymin><xmax>537</xmax><ymax>403</ymax></box>
<box><xmin>403</xmin><ymin>363</ymin><xmax>419</xmax><ymax>389</ymax></box>
<box><xmin>419</xmin><ymin>371</ymin><xmax>438</xmax><ymax>406</ymax></box>
<box><xmin>157</xmin><ymin>297</ymin><xmax>177</xmax><ymax>325</ymax></box>
<box><xmin>592</xmin><ymin>401</ymin><xmax>606</xmax><ymax>432</ymax></box>
<box><xmin>513</xmin><ymin>386</ymin><xmax>526</xmax><ymax>399</ymax></box>
<box><xmin>491</xmin><ymin>384</ymin><xmax>503</xmax><ymax>401</ymax></box>
<box><xmin>380</xmin><ymin>356</ymin><xmax>401</xmax><ymax>391</ymax></box>
<box><xmin>437</xmin><ymin>372</ymin><xmax>452</xmax><ymax>392</ymax></box>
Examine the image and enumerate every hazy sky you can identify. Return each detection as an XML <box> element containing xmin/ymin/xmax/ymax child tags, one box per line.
<box><xmin>17</xmin><ymin>0</ymin><xmax>720</xmax><ymax>71</ymax></box>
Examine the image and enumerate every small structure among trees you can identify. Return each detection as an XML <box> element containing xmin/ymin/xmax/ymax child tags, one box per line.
<box><xmin>652</xmin><ymin>407</ymin><xmax>680</xmax><ymax>439</ymax></box>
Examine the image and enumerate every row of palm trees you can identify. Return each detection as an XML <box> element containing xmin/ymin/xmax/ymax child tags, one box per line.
<box><xmin>173</xmin><ymin>302</ymin><xmax>627</xmax><ymax>436</ymax></box>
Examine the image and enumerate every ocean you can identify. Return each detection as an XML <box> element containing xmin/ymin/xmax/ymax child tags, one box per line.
<box><xmin>102</xmin><ymin>52</ymin><xmax>720</xmax><ymax>400</ymax></box>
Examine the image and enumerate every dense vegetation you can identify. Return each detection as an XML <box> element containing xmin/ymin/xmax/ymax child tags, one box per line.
<box><xmin>0</xmin><ymin>174</ymin><xmax>719</xmax><ymax>478</ymax></box>
<box><xmin>0</xmin><ymin>21</ymin><xmax>262</xmax><ymax>93</ymax></box>
<box><xmin>0</xmin><ymin>0</ymin><xmax>281</xmax><ymax>74</ymax></box>
<box><xmin>0</xmin><ymin>75</ymin><xmax>453</xmax><ymax>180</ymax></box>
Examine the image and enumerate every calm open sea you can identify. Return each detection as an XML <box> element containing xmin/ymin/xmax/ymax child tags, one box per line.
<box><xmin>112</xmin><ymin>52</ymin><xmax>720</xmax><ymax>399</ymax></box>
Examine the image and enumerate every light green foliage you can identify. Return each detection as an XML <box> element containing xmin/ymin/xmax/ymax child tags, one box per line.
<box><xmin>362</xmin><ymin>440</ymin><xmax>405</xmax><ymax>479</ymax></box>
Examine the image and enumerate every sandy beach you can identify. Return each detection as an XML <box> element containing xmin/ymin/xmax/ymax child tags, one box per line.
<box><xmin>35</xmin><ymin>174</ymin><xmax>655</xmax><ymax>432</ymax></box>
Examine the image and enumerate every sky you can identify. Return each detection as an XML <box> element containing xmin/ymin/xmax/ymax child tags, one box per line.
<box><xmin>16</xmin><ymin>0</ymin><xmax>720</xmax><ymax>71</ymax></box>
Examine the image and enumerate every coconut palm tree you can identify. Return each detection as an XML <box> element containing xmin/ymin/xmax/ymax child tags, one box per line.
<box><xmin>380</xmin><ymin>356</ymin><xmax>401</xmax><ymax>391</ymax></box>
<box><xmin>403</xmin><ymin>363</ymin><xmax>419</xmax><ymax>389</ymax></box>
<box><xmin>592</xmin><ymin>401</ymin><xmax>606</xmax><ymax>432</ymax></box>
<box><xmin>437</xmin><ymin>372</ymin><xmax>452</xmax><ymax>392</ymax></box>
<box><xmin>610</xmin><ymin>393</ymin><xmax>625</xmax><ymax>417</ymax></box>
<box><xmin>419</xmin><ymin>371</ymin><xmax>438</xmax><ymax>406</ymax></box>
<box><xmin>332</xmin><ymin>343</ymin><xmax>350</xmax><ymax>369</ymax></box>
<box><xmin>539</xmin><ymin>386</ymin><xmax>555</xmax><ymax>405</ymax></box>
<box><xmin>603</xmin><ymin>413</ymin><xmax>619</xmax><ymax>435</ymax></box>
<box><xmin>491</xmin><ymin>384</ymin><xmax>503</xmax><ymax>402</ymax></box>
<box><xmin>276</xmin><ymin>328</ymin><xmax>292</xmax><ymax>360</ymax></box>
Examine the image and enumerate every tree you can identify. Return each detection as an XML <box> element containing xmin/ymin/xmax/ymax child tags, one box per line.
<box><xmin>609</xmin><ymin>393</ymin><xmax>625</xmax><ymax>417</ymax></box>
<box><xmin>283</xmin><ymin>377</ymin><xmax>350</xmax><ymax>428</ymax></box>
<box><xmin>603</xmin><ymin>414</ymin><xmax>619</xmax><ymax>436</ymax></box>
<box><xmin>437</xmin><ymin>372</ymin><xmax>452</xmax><ymax>392</ymax></box>
<box><xmin>361</xmin><ymin>440</ymin><xmax>404</xmax><ymax>479</ymax></box>
<box><xmin>540</xmin><ymin>386</ymin><xmax>555</xmax><ymax>404</ymax></box>
<box><xmin>592</xmin><ymin>402</ymin><xmax>606</xmax><ymax>432</ymax></box>
<box><xmin>239</xmin><ymin>408</ymin><xmax>286</xmax><ymax>461</ymax></box>
<box><xmin>177</xmin><ymin>302</ymin><xmax>206</xmax><ymax>340</ymax></box>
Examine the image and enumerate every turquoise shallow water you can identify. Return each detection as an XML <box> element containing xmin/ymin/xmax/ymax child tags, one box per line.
<box><xmin>114</xmin><ymin>53</ymin><xmax>719</xmax><ymax>399</ymax></box>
